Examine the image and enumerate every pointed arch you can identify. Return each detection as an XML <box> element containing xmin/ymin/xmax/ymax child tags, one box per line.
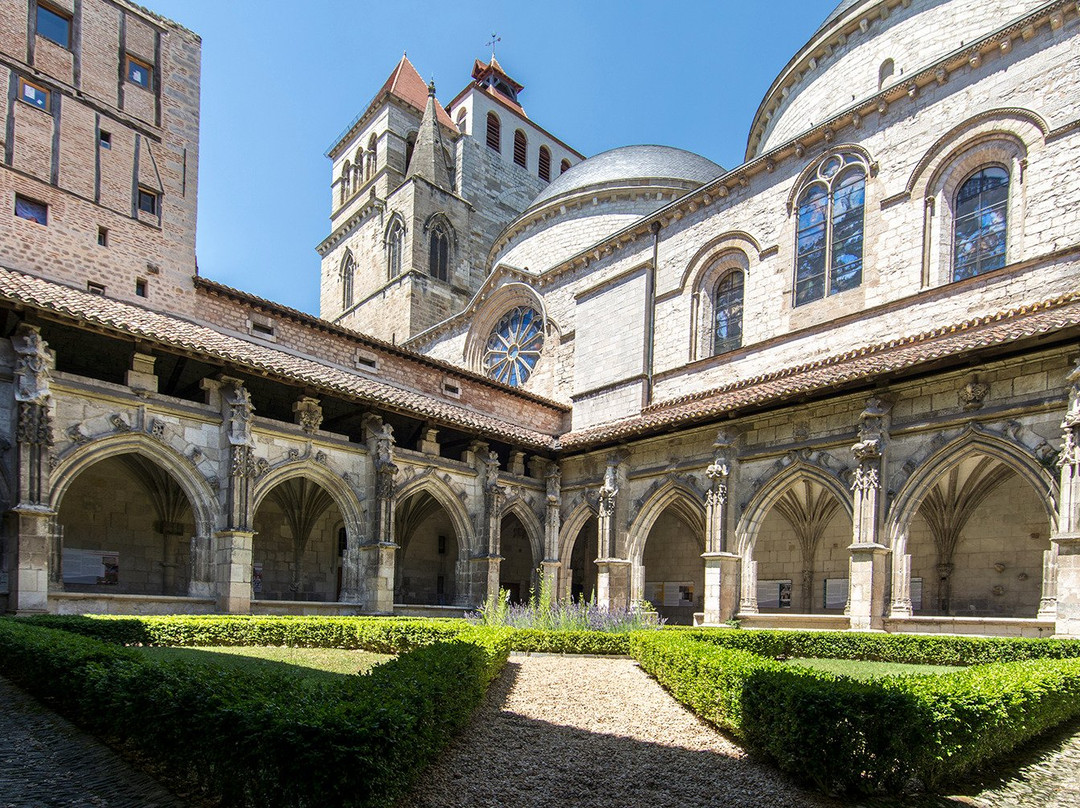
<box><xmin>502</xmin><ymin>497</ymin><xmax>544</xmax><ymax>565</ymax></box>
<box><xmin>394</xmin><ymin>474</ymin><xmax>473</xmax><ymax>555</ymax></box>
<box><xmin>785</xmin><ymin>144</ymin><xmax>875</xmax><ymax>214</ymax></box>
<box><xmin>423</xmin><ymin>212</ymin><xmax>455</xmax><ymax>283</ymax></box>
<box><xmin>558</xmin><ymin>499</ymin><xmax>597</xmax><ymax>564</ymax></box>
<box><xmin>340</xmin><ymin>250</ymin><xmax>355</xmax><ymax>310</ymax></box>
<box><xmin>51</xmin><ymin>432</ymin><xmax>218</xmax><ymax>537</ymax></box>
<box><xmin>888</xmin><ymin>428</ymin><xmax>1058</xmax><ymax>547</ymax></box>
<box><xmin>384</xmin><ymin>213</ymin><xmax>405</xmax><ymax>279</ymax></box>
<box><xmin>627</xmin><ymin>480</ymin><xmax>707</xmax><ymax>564</ymax></box>
<box><xmin>252</xmin><ymin>460</ymin><xmax>364</xmax><ymax>540</ymax></box>
<box><xmin>737</xmin><ymin>461</ymin><xmax>853</xmax><ymax>556</ymax></box>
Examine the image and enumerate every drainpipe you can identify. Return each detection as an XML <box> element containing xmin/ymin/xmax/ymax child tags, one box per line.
<box><xmin>644</xmin><ymin>220</ymin><xmax>661</xmax><ymax>405</ymax></box>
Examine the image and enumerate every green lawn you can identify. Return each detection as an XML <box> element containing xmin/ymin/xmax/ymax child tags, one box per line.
<box><xmin>788</xmin><ymin>657</ymin><xmax>964</xmax><ymax>680</ymax></box>
<box><xmin>138</xmin><ymin>645</ymin><xmax>392</xmax><ymax>678</ymax></box>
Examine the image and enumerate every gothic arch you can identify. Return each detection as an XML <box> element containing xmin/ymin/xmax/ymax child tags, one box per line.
<box><xmin>463</xmin><ymin>282</ymin><xmax>551</xmax><ymax>373</ymax></box>
<box><xmin>252</xmin><ymin>460</ymin><xmax>364</xmax><ymax>539</ymax></box>
<box><xmin>51</xmin><ymin>433</ymin><xmax>217</xmax><ymax>537</ymax></box>
<box><xmin>394</xmin><ymin>474</ymin><xmax>473</xmax><ymax>555</ymax></box>
<box><xmin>558</xmin><ymin>499</ymin><xmax>597</xmax><ymax>564</ymax></box>
<box><xmin>737</xmin><ymin>461</ymin><xmax>853</xmax><ymax>556</ymax></box>
<box><xmin>626</xmin><ymin>480</ymin><xmax>706</xmax><ymax>564</ymax></box>
<box><xmin>888</xmin><ymin>428</ymin><xmax>1058</xmax><ymax>548</ymax></box>
<box><xmin>785</xmin><ymin>144</ymin><xmax>875</xmax><ymax>214</ymax></box>
<box><xmin>502</xmin><ymin>497</ymin><xmax>544</xmax><ymax>564</ymax></box>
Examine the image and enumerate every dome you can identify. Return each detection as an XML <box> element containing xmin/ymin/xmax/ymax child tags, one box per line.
<box><xmin>815</xmin><ymin>0</ymin><xmax>871</xmax><ymax>34</ymax></box>
<box><xmin>527</xmin><ymin>145</ymin><xmax>723</xmax><ymax>210</ymax></box>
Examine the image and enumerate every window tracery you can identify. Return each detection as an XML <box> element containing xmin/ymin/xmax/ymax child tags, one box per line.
<box><xmin>794</xmin><ymin>152</ymin><xmax>866</xmax><ymax>306</ymax></box>
<box><xmin>953</xmin><ymin>166</ymin><xmax>1008</xmax><ymax>281</ymax></box>
<box><xmin>485</xmin><ymin>306</ymin><xmax>543</xmax><ymax>387</ymax></box>
<box><xmin>713</xmin><ymin>272</ymin><xmax>744</xmax><ymax>355</ymax></box>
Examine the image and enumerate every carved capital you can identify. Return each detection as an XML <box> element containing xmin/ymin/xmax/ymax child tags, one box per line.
<box><xmin>293</xmin><ymin>396</ymin><xmax>323</xmax><ymax>434</ymax></box>
<box><xmin>12</xmin><ymin>323</ymin><xmax>52</xmax><ymax>404</ymax></box>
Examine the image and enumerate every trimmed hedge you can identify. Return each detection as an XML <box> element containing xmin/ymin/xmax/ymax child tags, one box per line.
<box><xmin>0</xmin><ymin>618</ymin><xmax>511</xmax><ymax>807</ymax></box>
<box><xmin>632</xmin><ymin>631</ymin><xmax>1080</xmax><ymax>794</ymax></box>
<box><xmin>510</xmin><ymin>628</ymin><xmax>631</xmax><ymax>655</ymax></box>
<box><xmin>671</xmin><ymin>626</ymin><xmax>1080</xmax><ymax>665</ymax></box>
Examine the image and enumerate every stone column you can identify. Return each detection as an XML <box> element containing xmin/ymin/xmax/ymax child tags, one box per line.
<box><xmin>541</xmin><ymin>462</ymin><xmax>562</xmax><ymax>595</ymax></box>
<box><xmin>739</xmin><ymin>557</ymin><xmax>759</xmax><ymax>614</ymax></box>
<box><xmin>343</xmin><ymin>415</ymin><xmax>397</xmax><ymax>613</ymax></box>
<box><xmin>701</xmin><ymin>431</ymin><xmax>740</xmax><ymax>624</ymax></box>
<box><xmin>214</xmin><ymin>377</ymin><xmax>257</xmax><ymax>614</ymax></box>
<box><xmin>10</xmin><ymin>324</ymin><xmax>57</xmax><ymax>614</ymax></box>
<box><xmin>594</xmin><ymin>453</ymin><xmax>631</xmax><ymax>610</ymax></box>
<box><xmin>472</xmin><ymin>451</ymin><xmax>504</xmax><ymax>606</ymax></box>
<box><xmin>889</xmin><ymin>548</ymin><xmax>914</xmax><ymax>617</ymax></box>
<box><xmin>188</xmin><ymin>532</ymin><xmax>214</xmax><ymax>598</ymax></box>
<box><xmin>848</xmin><ymin>397</ymin><xmax>890</xmax><ymax>631</ymax></box>
<box><xmin>1053</xmin><ymin>360</ymin><xmax>1080</xmax><ymax>636</ymax></box>
<box><xmin>1038</xmin><ymin>549</ymin><xmax>1058</xmax><ymax>621</ymax></box>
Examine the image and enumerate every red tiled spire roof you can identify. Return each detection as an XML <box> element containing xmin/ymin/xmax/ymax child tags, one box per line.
<box><xmin>379</xmin><ymin>55</ymin><xmax>456</xmax><ymax>130</ymax></box>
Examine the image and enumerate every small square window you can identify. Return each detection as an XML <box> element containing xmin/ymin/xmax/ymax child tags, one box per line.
<box><xmin>251</xmin><ymin>321</ymin><xmax>274</xmax><ymax>336</ymax></box>
<box><xmin>135</xmin><ymin>278</ymin><xmax>148</xmax><ymax>297</ymax></box>
<box><xmin>36</xmin><ymin>3</ymin><xmax>71</xmax><ymax>49</ymax></box>
<box><xmin>126</xmin><ymin>54</ymin><xmax>153</xmax><ymax>89</ymax></box>
<box><xmin>14</xmin><ymin>194</ymin><xmax>47</xmax><ymax>225</ymax></box>
<box><xmin>97</xmin><ymin>226</ymin><xmax>108</xmax><ymax>246</ymax></box>
<box><xmin>99</xmin><ymin>131</ymin><xmax>111</xmax><ymax>149</ymax></box>
<box><xmin>18</xmin><ymin>78</ymin><xmax>50</xmax><ymax>111</ymax></box>
<box><xmin>87</xmin><ymin>281</ymin><xmax>106</xmax><ymax>296</ymax></box>
<box><xmin>137</xmin><ymin>188</ymin><xmax>158</xmax><ymax>215</ymax></box>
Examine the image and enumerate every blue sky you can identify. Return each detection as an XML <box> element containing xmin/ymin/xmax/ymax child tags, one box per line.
<box><xmin>146</xmin><ymin>1</ymin><xmax>841</xmax><ymax>314</ymax></box>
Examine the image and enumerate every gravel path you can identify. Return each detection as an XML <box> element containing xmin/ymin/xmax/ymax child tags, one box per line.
<box><xmin>0</xmin><ymin>675</ymin><xmax>186</xmax><ymax>808</ymax></box>
<box><xmin>398</xmin><ymin>654</ymin><xmax>839</xmax><ymax>808</ymax></box>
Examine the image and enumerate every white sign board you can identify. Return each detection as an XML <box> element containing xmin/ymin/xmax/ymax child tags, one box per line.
<box><xmin>823</xmin><ymin>577</ymin><xmax>848</xmax><ymax>610</ymax></box>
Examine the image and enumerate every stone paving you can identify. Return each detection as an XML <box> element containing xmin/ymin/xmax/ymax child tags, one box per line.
<box><xmin>3</xmin><ymin>663</ymin><xmax>1080</xmax><ymax>807</ymax></box>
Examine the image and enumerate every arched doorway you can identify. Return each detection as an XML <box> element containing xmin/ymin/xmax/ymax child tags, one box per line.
<box><xmin>499</xmin><ymin>512</ymin><xmax>537</xmax><ymax>604</ymax></box>
<box><xmin>252</xmin><ymin>478</ymin><xmax>342</xmax><ymax>602</ymax></box>
<box><xmin>638</xmin><ymin>504</ymin><xmax>705</xmax><ymax>625</ymax></box>
<box><xmin>751</xmin><ymin>477</ymin><xmax>852</xmax><ymax>614</ymax></box>
<box><xmin>395</xmin><ymin>491</ymin><xmax>460</xmax><ymax>605</ymax></box>
<box><xmin>566</xmin><ymin>515</ymin><xmax>598</xmax><ymax>603</ymax></box>
<box><xmin>56</xmin><ymin>454</ymin><xmax>194</xmax><ymax>596</ymax></box>
<box><xmin>906</xmin><ymin>453</ymin><xmax>1049</xmax><ymax>617</ymax></box>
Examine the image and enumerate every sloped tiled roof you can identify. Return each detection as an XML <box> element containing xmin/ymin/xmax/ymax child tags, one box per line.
<box><xmin>379</xmin><ymin>55</ymin><xmax>456</xmax><ymax>130</ymax></box>
<box><xmin>0</xmin><ymin>268</ymin><xmax>555</xmax><ymax>448</ymax></box>
<box><xmin>560</xmin><ymin>293</ymin><xmax>1080</xmax><ymax>449</ymax></box>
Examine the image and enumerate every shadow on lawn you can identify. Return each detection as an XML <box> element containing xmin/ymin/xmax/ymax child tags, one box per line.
<box><xmin>135</xmin><ymin>644</ymin><xmax>388</xmax><ymax>682</ymax></box>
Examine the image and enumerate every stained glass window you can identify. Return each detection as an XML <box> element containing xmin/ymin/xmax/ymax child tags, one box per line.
<box><xmin>953</xmin><ymin>166</ymin><xmax>1008</xmax><ymax>282</ymax></box>
<box><xmin>714</xmin><ymin>272</ymin><xmax>744</xmax><ymax>355</ymax></box>
<box><xmin>795</xmin><ymin>153</ymin><xmax>866</xmax><ymax>306</ymax></box>
<box><xmin>485</xmin><ymin>307</ymin><xmax>543</xmax><ymax>387</ymax></box>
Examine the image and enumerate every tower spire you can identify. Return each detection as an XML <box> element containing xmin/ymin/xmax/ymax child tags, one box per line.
<box><xmin>405</xmin><ymin>79</ymin><xmax>453</xmax><ymax>191</ymax></box>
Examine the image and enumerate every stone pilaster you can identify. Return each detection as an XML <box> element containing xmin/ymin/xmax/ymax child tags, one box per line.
<box><xmin>542</xmin><ymin>462</ymin><xmax>562</xmax><ymax>594</ymax></box>
<box><xmin>214</xmin><ymin>529</ymin><xmax>253</xmax><ymax>613</ymax></box>
<box><xmin>848</xmin><ymin>397</ymin><xmax>890</xmax><ymax>631</ymax></box>
<box><xmin>188</xmin><ymin>533</ymin><xmax>214</xmax><ymax>598</ymax></box>
<box><xmin>1038</xmin><ymin>548</ymin><xmax>1058</xmax><ymax>621</ymax></box>
<box><xmin>350</xmin><ymin>414</ymin><xmax>398</xmax><ymax>611</ymax></box>
<box><xmin>213</xmin><ymin>378</ymin><xmax>257</xmax><ymax>613</ymax></box>
<box><xmin>1053</xmin><ymin>359</ymin><xmax>1080</xmax><ymax>636</ymax></box>
<box><xmin>740</xmin><ymin>558</ymin><xmax>759</xmax><ymax>614</ymax></box>
<box><xmin>594</xmin><ymin>452</ymin><xmax>628</xmax><ymax>610</ymax></box>
<box><xmin>595</xmin><ymin>559</ymin><xmax>631</xmax><ymax>611</ymax></box>
<box><xmin>890</xmin><ymin>552</ymin><xmax>914</xmax><ymax>617</ymax></box>
<box><xmin>473</xmin><ymin>450</ymin><xmax>505</xmax><ymax>605</ymax></box>
<box><xmin>701</xmin><ymin>431</ymin><xmax>739</xmax><ymax>623</ymax></box>
<box><xmin>10</xmin><ymin>324</ymin><xmax>57</xmax><ymax>614</ymax></box>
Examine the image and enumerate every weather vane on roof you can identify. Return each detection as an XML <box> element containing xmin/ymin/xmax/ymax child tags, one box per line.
<box><xmin>487</xmin><ymin>33</ymin><xmax>501</xmax><ymax>61</ymax></box>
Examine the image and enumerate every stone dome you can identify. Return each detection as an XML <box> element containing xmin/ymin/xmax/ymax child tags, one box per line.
<box><xmin>526</xmin><ymin>145</ymin><xmax>723</xmax><ymax>210</ymax></box>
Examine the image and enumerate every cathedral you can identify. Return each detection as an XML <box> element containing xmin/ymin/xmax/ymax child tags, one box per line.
<box><xmin>2</xmin><ymin>0</ymin><xmax>1080</xmax><ymax>636</ymax></box>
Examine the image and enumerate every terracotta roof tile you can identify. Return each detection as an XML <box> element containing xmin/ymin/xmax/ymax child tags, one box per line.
<box><xmin>382</xmin><ymin>56</ymin><xmax>456</xmax><ymax>130</ymax></box>
<box><xmin>0</xmin><ymin>269</ymin><xmax>553</xmax><ymax>449</ymax></box>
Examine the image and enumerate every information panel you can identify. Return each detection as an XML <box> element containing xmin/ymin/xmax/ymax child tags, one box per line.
<box><xmin>63</xmin><ymin>549</ymin><xmax>119</xmax><ymax>585</ymax></box>
<box><xmin>823</xmin><ymin>577</ymin><xmax>848</xmax><ymax>610</ymax></box>
<box><xmin>757</xmin><ymin>579</ymin><xmax>793</xmax><ymax>609</ymax></box>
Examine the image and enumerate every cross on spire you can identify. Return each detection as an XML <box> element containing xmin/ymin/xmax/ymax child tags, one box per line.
<box><xmin>486</xmin><ymin>33</ymin><xmax>501</xmax><ymax>61</ymax></box>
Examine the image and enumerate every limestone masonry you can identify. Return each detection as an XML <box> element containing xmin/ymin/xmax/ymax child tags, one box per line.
<box><xmin>1</xmin><ymin>0</ymin><xmax>1080</xmax><ymax>636</ymax></box>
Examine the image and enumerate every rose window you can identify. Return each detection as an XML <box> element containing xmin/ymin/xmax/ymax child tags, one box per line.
<box><xmin>485</xmin><ymin>307</ymin><xmax>543</xmax><ymax>387</ymax></box>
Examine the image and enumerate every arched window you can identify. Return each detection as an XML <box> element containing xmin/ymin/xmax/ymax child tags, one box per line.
<box><xmin>341</xmin><ymin>252</ymin><xmax>355</xmax><ymax>310</ymax></box>
<box><xmin>794</xmin><ymin>153</ymin><xmax>866</xmax><ymax>306</ymax></box>
<box><xmin>953</xmin><ymin>166</ymin><xmax>1008</xmax><ymax>281</ymax></box>
<box><xmin>386</xmin><ymin>218</ymin><xmax>403</xmax><ymax>279</ymax></box>
<box><xmin>538</xmin><ymin>146</ymin><xmax>551</xmax><ymax>181</ymax></box>
<box><xmin>513</xmin><ymin>130</ymin><xmax>527</xmax><ymax>167</ymax></box>
<box><xmin>353</xmin><ymin>150</ymin><xmax>363</xmax><ymax>187</ymax></box>
<box><xmin>367</xmin><ymin>133</ymin><xmax>378</xmax><ymax>179</ymax></box>
<box><xmin>878</xmin><ymin>58</ymin><xmax>895</xmax><ymax>89</ymax></box>
<box><xmin>560</xmin><ymin>159</ymin><xmax>571</xmax><ymax>175</ymax></box>
<box><xmin>340</xmin><ymin>162</ymin><xmax>351</xmax><ymax>204</ymax></box>
<box><xmin>486</xmin><ymin>112</ymin><xmax>501</xmax><ymax>152</ymax></box>
<box><xmin>485</xmin><ymin>306</ymin><xmax>543</xmax><ymax>387</ymax></box>
<box><xmin>713</xmin><ymin>272</ymin><xmax>744</xmax><ymax>355</ymax></box>
<box><xmin>404</xmin><ymin>132</ymin><xmax>417</xmax><ymax>173</ymax></box>
<box><xmin>429</xmin><ymin>221</ymin><xmax>450</xmax><ymax>281</ymax></box>
<box><xmin>455</xmin><ymin>107</ymin><xmax>467</xmax><ymax>133</ymax></box>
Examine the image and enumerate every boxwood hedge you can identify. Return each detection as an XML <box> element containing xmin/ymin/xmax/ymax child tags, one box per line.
<box><xmin>0</xmin><ymin>617</ymin><xmax>511</xmax><ymax>807</ymax></box>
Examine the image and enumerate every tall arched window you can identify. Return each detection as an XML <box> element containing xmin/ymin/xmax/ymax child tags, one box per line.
<box><xmin>386</xmin><ymin>218</ymin><xmax>403</xmax><ymax>279</ymax></box>
<box><xmin>429</xmin><ymin>221</ymin><xmax>450</xmax><ymax>281</ymax></box>
<box><xmin>367</xmin><ymin>133</ymin><xmax>378</xmax><ymax>179</ymax></box>
<box><xmin>341</xmin><ymin>252</ymin><xmax>355</xmax><ymax>310</ymax></box>
<box><xmin>456</xmin><ymin>107</ymin><xmax>468</xmax><ymax>133</ymax></box>
<box><xmin>486</xmin><ymin>112</ymin><xmax>501</xmax><ymax>152</ymax></box>
<box><xmin>513</xmin><ymin>130</ymin><xmax>527</xmax><ymax>167</ymax></box>
<box><xmin>340</xmin><ymin>162</ymin><xmax>351</xmax><ymax>205</ymax></box>
<box><xmin>404</xmin><ymin>132</ymin><xmax>417</xmax><ymax>173</ymax></box>
<box><xmin>485</xmin><ymin>307</ymin><xmax>543</xmax><ymax>387</ymax></box>
<box><xmin>878</xmin><ymin>58</ymin><xmax>895</xmax><ymax>89</ymax></box>
<box><xmin>795</xmin><ymin>152</ymin><xmax>866</xmax><ymax>306</ymax></box>
<box><xmin>560</xmin><ymin>159</ymin><xmax>571</xmax><ymax>175</ymax></box>
<box><xmin>953</xmin><ymin>166</ymin><xmax>1008</xmax><ymax>281</ymax></box>
<box><xmin>538</xmin><ymin>146</ymin><xmax>551</xmax><ymax>181</ymax></box>
<box><xmin>714</xmin><ymin>272</ymin><xmax>744</xmax><ymax>355</ymax></box>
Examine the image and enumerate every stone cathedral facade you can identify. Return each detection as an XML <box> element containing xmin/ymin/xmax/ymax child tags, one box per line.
<box><xmin>2</xmin><ymin>0</ymin><xmax>1080</xmax><ymax>636</ymax></box>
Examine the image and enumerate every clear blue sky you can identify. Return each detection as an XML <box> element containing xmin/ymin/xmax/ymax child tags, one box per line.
<box><xmin>146</xmin><ymin>0</ymin><xmax>840</xmax><ymax>314</ymax></box>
